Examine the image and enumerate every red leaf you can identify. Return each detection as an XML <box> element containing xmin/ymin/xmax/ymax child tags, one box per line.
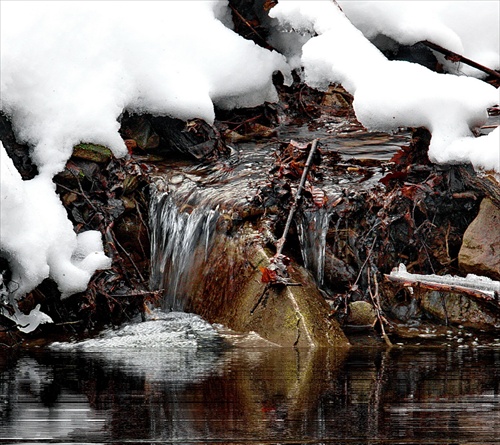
<box><xmin>259</xmin><ymin>266</ymin><xmax>277</xmax><ymax>283</ymax></box>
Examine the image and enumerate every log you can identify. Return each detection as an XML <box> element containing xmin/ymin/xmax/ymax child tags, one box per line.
<box><xmin>385</xmin><ymin>274</ymin><xmax>499</xmax><ymax>306</ymax></box>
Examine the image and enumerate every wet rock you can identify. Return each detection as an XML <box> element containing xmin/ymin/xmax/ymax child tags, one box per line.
<box><xmin>119</xmin><ymin>114</ymin><xmax>160</xmax><ymax>152</ymax></box>
<box><xmin>0</xmin><ymin>111</ymin><xmax>38</xmax><ymax>179</ymax></box>
<box><xmin>179</xmin><ymin>225</ymin><xmax>349</xmax><ymax>348</ymax></box>
<box><xmin>323</xmin><ymin>248</ymin><xmax>356</xmax><ymax>292</ymax></box>
<box><xmin>346</xmin><ymin>301</ymin><xmax>376</xmax><ymax>326</ymax></box>
<box><xmin>119</xmin><ymin>112</ymin><xmax>230</xmax><ymax>161</ymax></box>
<box><xmin>420</xmin><ymin>291</ymin><xmax>500</xmax><ymax>331</ymax></box>
<box><xmin>459</xmin><ymin>198</ymin><xmax>500</xmax><ymax>280</ymax></box>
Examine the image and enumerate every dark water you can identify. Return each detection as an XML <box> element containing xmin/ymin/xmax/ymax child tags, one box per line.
<box><xmin>1</xmin><ymin>343</ymin><xmax>499</xmax><ymax>445</ymax></box>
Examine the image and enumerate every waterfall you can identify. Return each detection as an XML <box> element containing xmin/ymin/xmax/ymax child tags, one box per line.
<box><xmin>150</xmin><ymin>186</ymin><xmax>219</xmax><ymax>311</ymax></box>
<box><xmin>296</xmin><ymin>207</ymin><xmax>331</xmax><ymax>286</ymax></box>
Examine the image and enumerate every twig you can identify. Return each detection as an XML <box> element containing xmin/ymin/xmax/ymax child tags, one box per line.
<box><xmin>368</xmin><ymin>269</ymin><xmax>393</xmax><ymax>347</ymax></box>
<box><xmin>422</xmin><ymin>40</ymin><xmax>500</xmax><ymax>80</ymax></box>
<box><xmin>229</xmin><ymin>5</ymin><xmax>271</xmax><ymax>50</ymax></box>
<box><xmin>275</xmin><ymin>139</ymin><xmax>319</xmax><ymax>257</ymax></box>
<box><xmin>251</xmin><ymin>283</ymin><xmax>270</xmax><ymax>315</ymax></box>
<box><xmin>110</xmin><ymin>227</ymin><xmax>146</xmax><ymax>283</ymax></box>
<box><xmin>71</xmin><ymin>172</ymin><xmax>100</xmax><ymax>214</ymax></box>
<box><xmin>352</xmin><ymin>236</ymin><xmax>377</xmax><ymax>291</ymax></box>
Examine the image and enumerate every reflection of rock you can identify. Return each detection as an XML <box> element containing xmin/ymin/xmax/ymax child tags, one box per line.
<box><xmin>459</xmin><ymin>198</ymin><xmax>500</xmax><ymax>280</ymax></box>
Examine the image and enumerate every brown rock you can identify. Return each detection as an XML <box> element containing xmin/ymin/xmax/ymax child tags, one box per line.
<box><xmin>458</xmin><ymin>198</ymin><xmax>500</xmax><ymax>280</ymax></box>
<box><xmin>346</xmin><ymin>301</ymin><xmax>376</xmax><ymax>326</ymax></box>
<box><xmin>181</xmin><ymin>225</ymin><xmax>349</xmax><ymax>348</ymax></box>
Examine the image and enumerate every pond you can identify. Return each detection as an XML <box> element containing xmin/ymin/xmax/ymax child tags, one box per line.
<box><xmin>1</xmin><ymin>313</ymin><xmax>499</xmax><ymax>445</ymax></box>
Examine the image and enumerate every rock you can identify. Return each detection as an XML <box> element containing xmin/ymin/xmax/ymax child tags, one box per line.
<box><xmin>421</xmin><ymin>291</ymin><xmax>500</xmax><ymax>331</ymax></box>
<box><xmin>180</xmin><ymin>225</ymin><xmax>349</xmax><ymax>348</ymax></box>
<box><xmin>73</xmin><ymin>143</ymin><xmax>112</xmax><ymax>163</ymax></box>
<box><xmin>323</xmin><ymin>249</ymin><xmax>356</xmax><ymax>292</ymax></box>
<box><xmin>459</xmin><ymin>198</ymin><xmax>500</xmax><ymax>280</ymax></box>
<box><xmin>346</xmin><ymin>301</ymin><xmax>376</xmax><ymax>326</ymax></box>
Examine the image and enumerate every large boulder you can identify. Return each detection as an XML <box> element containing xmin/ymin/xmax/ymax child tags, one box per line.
<box><xmin>459</xmin><ymin>198</ymin><xmax>500</xmax><ymax>280</ymax></box>
<box><xmin>182</xmin><ymin>225</ymin><xmax>349</xmax><ymax>348</ymax></box>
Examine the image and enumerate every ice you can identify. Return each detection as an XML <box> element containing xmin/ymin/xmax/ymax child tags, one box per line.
<box><xmin>50</xmin><ymin>310</ymin><xmax>219</xmax><ymax>351</ymax></box>
<box><xmin>2</xmin><ymin>304</ymin><xmax>53</xmax><ymax>334</ymax></box>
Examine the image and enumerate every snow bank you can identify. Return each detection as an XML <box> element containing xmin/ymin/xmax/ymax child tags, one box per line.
<box><xmin>338</xmin><ymin>1</ymin><xmax>500</xmax><ymax>78</ymax></box>
<box><xmin>0</xmin><ymin>142</ymin><xmax>111</xmax><ymax>300</ymax></box>
<box><xmin>1</xmin><ymin>1</ymin><xmax>289</xmax><ymax>176</ymax></box>
<box><xmin>270</xmin><ymin>1</ymin><xmax>499</xmax><ymax>170</ymax></box>
<box><xmin>0</xmin><ymin>1</ymin><xmax>289</xmax><ymax>320</ymax></box>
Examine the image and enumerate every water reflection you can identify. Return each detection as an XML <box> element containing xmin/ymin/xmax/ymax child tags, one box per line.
<box><xmin>1</xmin><ymin>345</ymin><xmax>499</xmax><ymax>444</ymax></box>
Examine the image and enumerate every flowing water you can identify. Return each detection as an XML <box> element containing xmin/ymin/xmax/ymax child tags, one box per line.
<box><xmin>1</xmin><ymin>313</ymin><xmax>500</xmax><ymax>445</ymax></box>
<box><xmin>148</xmin><ymin>121</ymin><xmax>412</xmax><ymax>305</ymax></box>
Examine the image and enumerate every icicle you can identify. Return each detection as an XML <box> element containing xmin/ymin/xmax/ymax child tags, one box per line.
<box><xmin>295</xmin><ymin>207</ymin><xmax>331</xmax><ymax>286</ymax></box>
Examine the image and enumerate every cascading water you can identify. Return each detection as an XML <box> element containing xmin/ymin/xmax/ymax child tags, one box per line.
<box><xmin>147</xmin><ymin>128</ymin><xmax>398</xmax><ymax>314</ymax></box>
<box><xmin>149</xmin><ymin>185</ymin><xmax>219</xmax><ymax>311</ymax></box>
<box><xmin>296</xmin><ymin>207</ymin><xmax>331</xmax><ymax>286</ymax></box>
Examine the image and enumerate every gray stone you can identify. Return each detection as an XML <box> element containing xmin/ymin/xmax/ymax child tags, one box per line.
<box><xmin>459</xmin><ymin>198</ymin><xmax>500</xmax><ymax>280</ymax></box>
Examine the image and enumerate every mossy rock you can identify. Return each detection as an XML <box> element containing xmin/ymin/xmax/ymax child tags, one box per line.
<box><xmin>73</xmin><ymin>143</ymin><xmax>112</xmax><ymax>163</ymax></box>
<box><xmin>184</xmin><ymin>225</ymin><xmax>349</xmax><ymax>348</ymax></box>
<box><xmin>347</xmin><ymin>301</ymin><xmax>376</xmax><ymax>326</ymax></box>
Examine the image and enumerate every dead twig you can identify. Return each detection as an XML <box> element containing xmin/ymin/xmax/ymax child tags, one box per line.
<box><xmin>275</xmin><ymin>139</ymin><xmax>319</xmax><ymax>257</ymax></box>
<box><xmin>111</xmin><ymin>230</ymin><xmax>146</xmax><ymax>284</ymax></box>
<box><xmin>422</xmin><ymin>40</ymin><xmax>500</xmax><ymax>80</ymax></box>
<box><xmin>368</xmin><ymin>269</ymin><xmax>393</xmax><ymax>347</ymax></box>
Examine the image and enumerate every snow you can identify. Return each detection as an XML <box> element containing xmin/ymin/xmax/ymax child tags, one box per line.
<box><xmin>0</xmin><ymin>142</ymin><xmax>111</xmax><ymax>300</ymax></box>
<box><xmin>338</xmin><ymin>1</ymin><xmax>500</xmax><ymax>78</ymax></box>
<box><xmin>269</xmin><ymin>0</ymin><xmax>499</xmax><ymax>170</ymax></box>
<box><xmin>0</xmin><ymin>1</ymin><xmax>499</xmax><ymax>330</ymax></box>
<box><xmin>1</xmin><ymin>1</ymin><xmax>289</xmax><ymax>176</ymax></box>
<box><xmin>390</xmin><ymin>264</ymin><xmax>500</xmax><ymax>299</ymax></box>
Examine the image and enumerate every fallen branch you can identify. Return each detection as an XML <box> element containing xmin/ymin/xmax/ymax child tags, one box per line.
<box><xmin>275</xmin><ymin>138</ymin><xmax>319</xmax><ymax>257</ymax></box>
<box><xmin>368</xmin><ymin>269</ymin><xmax>393</xmax><ymax>347</ymax></box>
<box><xmin>422</xmin><ymin>40</ymin><xmax>500</xmax><ymax>80</ymax></box>
<box><xmin>385</xmin><ymin>274</ymin><xmax>499</xmax><ymax>305</ymax></box>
